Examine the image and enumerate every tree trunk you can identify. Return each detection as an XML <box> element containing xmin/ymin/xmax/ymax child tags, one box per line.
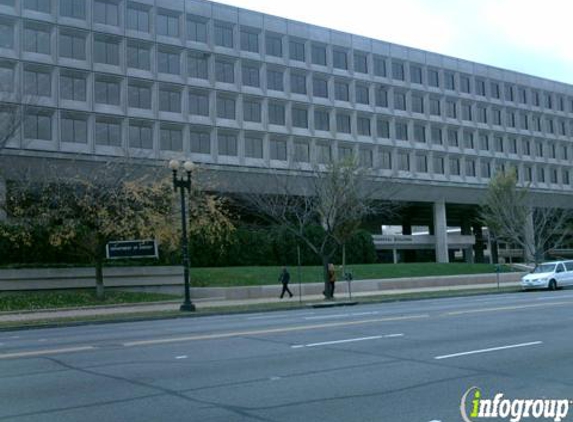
<box><xmin>95</xmin><ymin>256</ymin><xmax>105</xmax><ymax>300</ymax></box>
<box><xmin>322</xmin><ymin>256</ymin><xmax>331</xmax><ymax>299</ymax></box>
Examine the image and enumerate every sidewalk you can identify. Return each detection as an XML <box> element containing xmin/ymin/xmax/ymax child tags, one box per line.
<box><xmin>0</xmin><ymin>280</ymin><xmax>521</xmax><ymax>324</ymax></box>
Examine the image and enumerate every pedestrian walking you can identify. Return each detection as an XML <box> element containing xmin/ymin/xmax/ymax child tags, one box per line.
<box><xmin>279</xmin><ymin>266</ymin><xmax>293</xmax><ymax>298</ymax></box>
<box><xmin>327</xmin><ymin>263</ymin><xmax>336</xmax><ymax>298</ymax></box>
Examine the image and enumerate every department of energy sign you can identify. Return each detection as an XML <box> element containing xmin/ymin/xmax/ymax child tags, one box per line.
<box><xmin>106</xmin><ymin>240</ymin><xmax>158</xmax><ymax>259</ymax></box>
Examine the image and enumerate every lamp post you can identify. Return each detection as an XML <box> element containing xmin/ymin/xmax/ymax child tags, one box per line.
<box><xmin>169</xmin><ymin>159</ymin><xmax>196</xmax><ymax>312</ymax></box>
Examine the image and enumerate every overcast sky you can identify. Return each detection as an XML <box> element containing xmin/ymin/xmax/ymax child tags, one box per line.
<box><xmin>214</xmin><ymin>0</ymin><xmax>573</xmax><ymax>85</ymax></box>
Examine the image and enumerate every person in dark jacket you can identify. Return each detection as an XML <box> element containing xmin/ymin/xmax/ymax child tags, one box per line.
<box><xmin>279</xmin><ymin>266</ymin><xmax>293</xmax><ymax>298</ymax></box>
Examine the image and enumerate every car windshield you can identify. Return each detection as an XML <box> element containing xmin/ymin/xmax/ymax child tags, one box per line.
<box><xmin>532</xmin><ymin>264</ymin><xmax>556</xmax><ymax>273</ymax></box>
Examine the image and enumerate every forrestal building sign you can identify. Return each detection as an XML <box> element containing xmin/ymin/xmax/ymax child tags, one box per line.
<box><xmin>106</xmin><ymin>240</ymin><xmax>158</xmax><ymax>259</ymax></box>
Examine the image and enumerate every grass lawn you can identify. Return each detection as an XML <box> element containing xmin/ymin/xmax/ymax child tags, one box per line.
<box><xmin>0</xmin><ymin>290</ymin><xmax>179</xmax><ymax>312</ymax></box>
<box><xmin>190</xmin><ymin>262</ymin><xmax>512</xmax><ymax>287</ymax></box>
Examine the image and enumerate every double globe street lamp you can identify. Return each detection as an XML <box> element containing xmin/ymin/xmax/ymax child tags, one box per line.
<box><xmin>169</xmin><ymin>159</ymin><xmax>196</xmax><ymax>312</ymax></box>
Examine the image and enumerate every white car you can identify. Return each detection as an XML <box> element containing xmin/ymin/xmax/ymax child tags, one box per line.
<box><xmin>521</xmin><ymin>260</ymin><xmax>573</xmax><ymax>290</ymax></box>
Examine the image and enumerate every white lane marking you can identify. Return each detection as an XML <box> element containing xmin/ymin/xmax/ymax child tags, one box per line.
<box><xmin>0</xmin><ymin>346</ymin><xmax>95</xmax><ymax>359</ymax></box>
<box><xmin>247</xmin><ymin>313</ymin><xmax>314</xmax><ymax>321</ymax></box>
<box><xmin>38</xmin><ymin>339</ymin><xmax>47</xmax><ymax>343</ymax></box>
<box><xmin>304</xmin><ymin>311</ymin><xmax>379</xmax><ymax>321</ymax></box>
<box><xmin>175</xmin><ymin>355</ymin><xmax>188</xmax><ymax>359</ymax></box>
<box><xmin>434</xmin><ymin>341</ymin><xmax>543</xmax><ymax>360</ymax></box>
<box><xmin>291</xmin><ymin>333</ymin><xmax>403</xmax><ymax>349</ymax></box>
<box><xmin>123</xmin><ymin>314</ymin><xmax>427</xmax><ymax>347</ymax></box>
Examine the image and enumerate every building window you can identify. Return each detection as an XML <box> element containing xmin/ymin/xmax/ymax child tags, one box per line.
<box><xmin>95</xmin><ymin>77</ymin><xmax>120</xmax><ymax>105</ymax></box>
<box><xmin>393</xmin><ymin>92</ymin><xmax>406</xmax><ymax>111</ymax></box>
<box><xmin>338</xmin><ymin>145</ymin><xmax>353</xmax><ymax>160</ymax></box>
<box><xmin>61</xmin><ymin>113</ymin><xmax>88</xmax><ymax>143</ymax></box>
<box><xmin>127</xmin><ymin>4</ymin><xmax>149</xmax><ymax>33</ymax></box>
<box><xmin>433</xmin><ymin>156</ymin><xmax>445</xmax><ymax>174</ymax></box>
<box><xmin>333</xmin><ymin>48</ymin><xmax>348</xmax><ymax>70</ymax></box>
<box><xmin>479</xmin><ymin>133</ymin><xmax>489</xmax><ymax>151</ymax></box>
<box><xmin>461</xmin><ymin>103</ymin><xmax>472</xmax><ymax>121</ymax></box>
<box><xmin>522</xmin><ymin>139</ymin><xmax>531</xmax><ymax>156</ymax></box>
<box><xmin>427</xmin><ymin>68</ymin><xmax>439</xmax><ymax>87</ymax></box>
<box><xmin>157</xmin><ymin>11</ymin><xmax>179</xmax><ymax>38</ymax></box>
<box><xmin>480</xmin><ymin>161</ymin><xmax>491</xmax><ymax>178</ymax></box>
<box><xmin>188</xmin><ymin>52</ymin><xmax>209</xmax><ymax>79</ymax></box>
<box><xmin>518</xmin><ymin>87</ymin><xmax>527</xmax><ymax>104</ymax></box>
<box><xmin>508</xmin><ymin>137</ymin><xmax>518</xmax><ymax>154</ymax></box>
<box><xmin>490</xmin><ymin>81</ymin><xmax>500</xmax><ymax>99</ymax></box>
<box><xmin>416</xmin><ymin>154</ymin><xmax>427</xmax><ymax>173</ymax></box>
<box><xmin>413</xmin><ymin>124</ymin><xmax>426</xmax><ymax>143</ymax></box>
<box><xmin>359</xmin><ymin>149</ymin><xmax>373</xmax><ymax>167</ymax></box>
<box><xmin>411</xmin><ymin>93</ymin><xmax>424</xmax><ymax>114</ymax></box>
<box><xmin>243</xmin><ymin>98</ymin><xmax>262</xmax><ymax>123</ymax></box>
<box><xmin>334</xmin><ymin>80</ymin><xmax>349</xmax><ymax>101</ymax></box>
<box><xmin>444</xmin><ymin>72</ymin><xmax>455</xmax><ymax>90</ymax></box>
<box><xmin>316</xmin><ymin>143</ymin><xmax>331</xmax><ymax>164</ymax></box>
<box><xmin>377</xmin><ymin>119</ymin><xmax>390</xmax><ymax>138</ymax></box>
<box><xmin>398</xmin><ymin>151</ymin><xmax>410</xmax><ymax>171</ymax></box>
<box><xmin>190</xmin><ymin>131</ymin><xmax>210</xmax><ymax>154</ymax></box>
<box><xmin>24</xmin><ymin>108</ymin><xmax>52</xmax><ymax>140</ymax></box>
<box><xmin>355</xmin><ymin>84</ymin><xmax>369</xmax><ymax>105</ymax></box>
<box><xmin>60</xmin><ymin>0</ymin><xmax>86</xmax><ymax>19</ymax></box>
<box><xmin>24</xmin><ymin>25</ymin><xmax>51</xmax><ymax>54</ymax></box>
<box><xmin>466</xmin><ymin>159</ymin><xmax>476</xmax><ymax>177</ymax></box>
<box><xmin>95</xmin><ymin>118</ymin><xmax>121</xmax><ymax>146</ymax></box>
<box><xmin>270</xmin><ymin>138</ymin><xmax>287</xmax><ymax>161</ymax></box>
<box><xmin>216</xmin><ymin>95</ymin><xmax>235</xmax><ymax>119</ymax></box>
<box><xmin>215</xmin><ymin>59</ymin><xmax>235</xmax><ymax>83</ymax></box>
<box><xmin>494</xmin><ymin>136</ymin><xmax>504</xmax><ymax>153</ymax></box>
<box><xmin>336</xmin><ymin>113</ymin><xmax>351</xmax><ymax>133</ymax></box>
<box><xmin>240</xmin><ymin>28</ymin><xmax>259</xmax><ymax>53</ymax></box>
<box><xmin>215</xmin><ymin>21</ymin><xmax>234</xmax><ymax>48</ymax></box>
<box><xmin>357</xmin><ymin>116</ymin><xmax>371</xmax><ymax>136</ymax></box>
<box><xmin>160</xmin><ymin>126</ymin><xmax>182</xmax><ymax>151</ymax></box>
<box><xmin>60</xmin><ymin>73</ymin><xmax>86</xmax><ymax>101</ymax></box>
<box><xmin>242</xmin><ymin>63</ymin><xmax>260</xmax><ymax>87</ymax></box>
<box><xmin>492</xmin><ymin>109</ymin><xmax>502</xmax><ymax>126</ymax></box>
<box><xmin>374</xmin><ymin>56</ymin><xmax>386</xmax><ymax>77</ymax></box>
<box><xmin>314</xmin><ymin>109</ymin><xmax>329</xmax><ymax>131</ymax></box>
<box><xmin>94</xmin><ymin>0</ymin><xmax>119</xmax><ymax>26</ymax></box>
<box><xmin>128</xmin><ymin>82</ymin><xmax>151</xmax><ymax>109</ymax></box>
<box><xmin>448</xmin><ymin>129</ymin><xmax>459</xmax><ymax>147</ymax></box>
<box><xmin>158</xmin><ymin>50</ymin><xmax>180</xmax><ymax>75</ymax></box>
<box><xmin>289</xmin><ymin>38</ymin><xmax>305</xmax><ymax>62</ymax></box>
<box><xmin>410</xmin><ymin>65</ymin><xmax>422</xmax><ymax>84</ymax></box>
<box><xmin>290</xmin><ymin>72</ymin><xmax>307</xmax><ymax>95</ymax></box>
<box><xmin>24</xmin><ymin>68</ymin><xmax>51</xmax><ymax>96</ymax></box>
<box><xmin>431</xmin><ymin>126</ymin><xmax>442</xmax><ymax>145</ymax></box>
<box><xmin>94</xmin><ymin>36</ymin><xmax>120</xmax><ymax>66</ymax></box>
<box><xmin>189</xmin><ymin>91</ymin><xmax>209</xmax><ymax>116</ymax></box>
<box><xmin>267</xmin><ymin>68</ymin><xmax>284</xmax><ymax>91</ymax></box>
<box><xmin>268</xmin><ymin>102</ymin><xmax>285</xmax><ymax>125</ymax></box>
<box><xmin>429</xmin><ymin>97</ymin><xmax>440</xmax><ymax>116</ymax></box>
<box><xmin>477</xmin><ymin>106</ymin><xmax>487</xmax><ymax>124</ymax></box>
<box><xmin>294</xmin><ymin>140</ymin><xmax>309</xmax><ymax>162</ymax></box>
<box><xmin>395</xmin><ymin>121</ymin><xmax>408</xmax><ymax>141</ymax></box>
<box><xmin>537</xmin><ymin>167</ymin><xmax>545</xmax><ymax>183</ymax></box>
<box><xmin>446</xmin><ymin>99</ymin><xmax>457</xmax><ymax>119</ymax></box>
<box><xmin>24</xmin><ymin>0</ymin><xmax>51</xmax><ymax>13</ymax></box>
<box><xmin>127</xmin><ymin>42</ymin><xmax>150</xmax><ymax>70</ymax></box>
<box><xmin>354</xmin><ymin>52</ymin><xmax>368</xmax><ymax>73</ymax></box>
<box><xmin>375</xmin><ymin>87</ymin><xmax>388</xmax><ymax>107</ymax></box>
<box><xmin>313</xmin><ymin>76</ymin><xmax>328</xmax><ymax>98</ymax></box>
<box><xmin>563</xmin><ymin>169</ymin><xmax>570</xmax><ymax>185</ymax></box>
<box><xmin>245</xmin><ymin>136</ymin><xmax>263</xmax><ymax>159</ymax></box>
<box><xmin>129</xmin><ymin>120</ymin><xmax>153</xmax><ymax>149</ymax></box>
<box><xmin>463</xmin><ymin>131</ymin><xmax>474</xmax><ymax>149</ymax></box>
<box><xmin>265</xmin><ymin>32</ymin><xmax>282</xmax><ymax>57</ymax></box>
<box><xmin>292</xmin><ymin>106</ymin><xmax>308</xmax><ymax>128</ymax></box>
<box><xmin>159</xmin><ymin>87</ymin><xmax>181</xmax><ymax>113</ymax></box>
<box><xmin>450</xmin><ymin>157</ymin><xmax>461</xmax><ymax>175</ymax></box>
<box><xmin>504</xmin><ymin>84</ymin><xmax>514</xmax><ymax>102</ymax></box>
<box><xmin>460</xmin><ymin>75</ymin><xmax>470</xmax><ymax>94</ymax></box>
<box><xmin>60</xmin><ymin>31</ymin><xmax>86</xmax><ymax>62</ymax></box>
<box><xmin>187</xmin><ymin>15</ymin><xmax>207</xmax><ymax>43</ymax></box>
<box><xmin>311</xmin><ymin>44</ymin><xmax>327</xmax><ymax>66</ymax></box>
<box><xmin>0</xmin><ymin>20</ymin><xmax>13</xmax><ymax>49</ymax></box>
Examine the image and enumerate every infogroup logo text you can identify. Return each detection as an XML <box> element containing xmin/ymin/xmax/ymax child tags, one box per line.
<box><xmin>461</xmin><ymin>387</ymin><xmax>571</xmax><ymax>422</ymax></box>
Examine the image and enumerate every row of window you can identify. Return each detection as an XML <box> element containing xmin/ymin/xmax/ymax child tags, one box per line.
<box><xmin>6</xmin><ymin>102</ymin><xmax>571</xmax><ymax>162</ymax></box>
<box><xmin>10</xmin><ymin>107</ymin><xmax>572</xmax><ymax>185</ymax></box>
<box><xmin>2</xmin><ymin>9</ymin><xmax>573</xmax><ymax>112</ymax></box>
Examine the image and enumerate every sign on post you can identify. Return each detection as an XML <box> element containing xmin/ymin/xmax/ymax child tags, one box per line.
<box><xmin>106</xmin><ymin>240</ymin><xmax>158</xmax><ymax>259</ymax></box>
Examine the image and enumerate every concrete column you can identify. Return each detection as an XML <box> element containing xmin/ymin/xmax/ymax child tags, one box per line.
<box><xmin>401</xmin><ymin>220</ymin><xmax>416</xmax><ymax>262</ymax></box>
<box><xmin>473</xmin><ymin>224</ymin><xmax>485</xmax><ymax>263</ymax></box>
<box><xmin>0</xmin><ymin>175</ymin><xmax>5</xmax><ymax>221</ymax></box>
<box><xmin>524</xmin><ymin>209</ymin><xmax>535</xmax><ymax>263</ymax></box>
<box><xmin>433</xmin><ymin>200</ymin><xmax>448</xmax><ymax>263</ymax></box>
<box><xmin>461</xmin><ymin>219</ymin><xmax>474</xmax><ymax>263</ymax></box>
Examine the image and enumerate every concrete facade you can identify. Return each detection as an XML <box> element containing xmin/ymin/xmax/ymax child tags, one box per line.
<box><xmin>1</xmin><ymin>0</ymin><xmax>573</xmax><ymax>261</ymax></box>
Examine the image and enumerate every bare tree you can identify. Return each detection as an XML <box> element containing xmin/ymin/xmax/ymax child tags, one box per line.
<box><xmin>480</xmin><ymin>168</ymin><xmax>573</xmax><ymax>264</ymax></box>
<box><xmin>241</xmin><ymin>158</ymin><xmax>397</xmax><ymax>299</ymax></box>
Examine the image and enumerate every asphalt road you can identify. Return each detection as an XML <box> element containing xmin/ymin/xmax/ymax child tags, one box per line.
<box><xmin>2</xmin><ymin>289</ymin><xmax>573</xmax><ymax>422</ymax></box>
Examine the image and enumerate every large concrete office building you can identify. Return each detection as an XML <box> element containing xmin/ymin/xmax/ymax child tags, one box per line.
<box><xmin>1</xmin><ymin>0</ymin><xmax>572</xmax><ymax>262</ymax></box>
